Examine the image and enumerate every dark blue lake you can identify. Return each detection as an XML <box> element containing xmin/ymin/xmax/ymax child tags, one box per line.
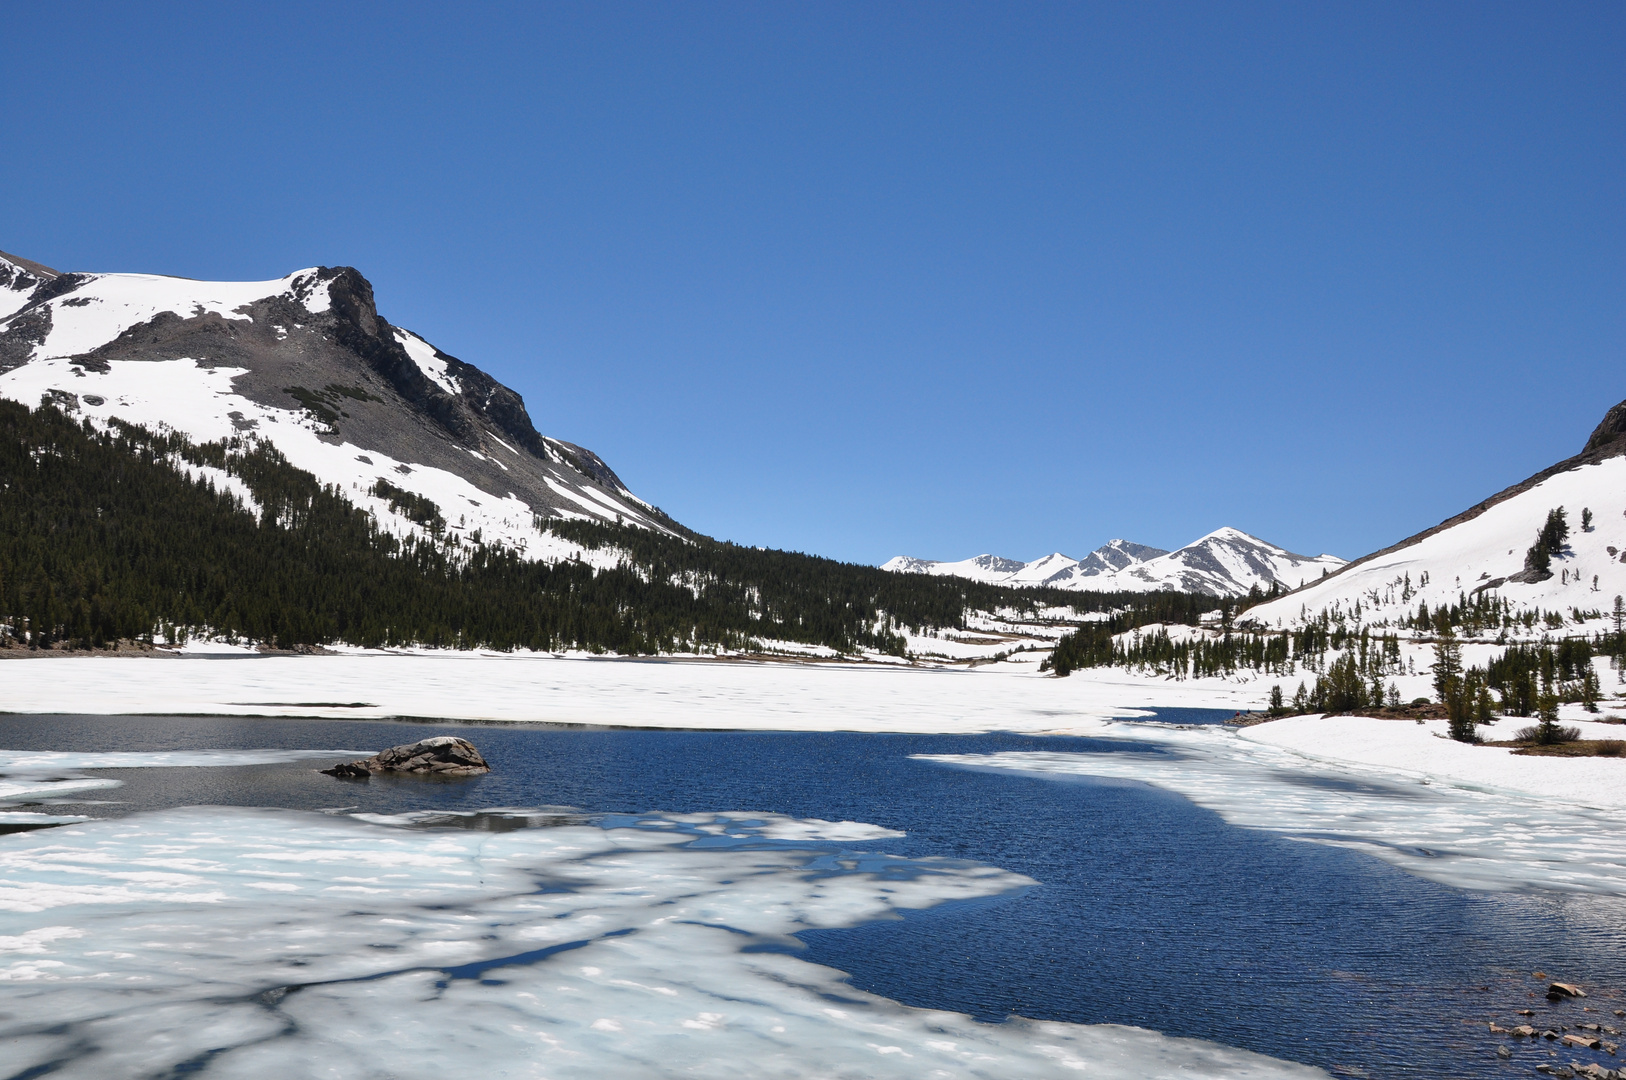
<box><xmin>3</xmin><ymin>711</ymin><xmax>1624</xmax><ymax>1079</ymax></box>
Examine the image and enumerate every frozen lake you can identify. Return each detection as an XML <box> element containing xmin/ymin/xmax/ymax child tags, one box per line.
<box><xmin>2</xmin><ymin>712</ymin><xmax>1624</xmax><ymax>1078</ymax></box>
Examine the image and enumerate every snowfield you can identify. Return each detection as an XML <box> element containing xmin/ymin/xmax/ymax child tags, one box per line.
<box><xmin>9</xmin><ymin>268</ymin><xmax>333</xmax><ymax>360</ymax></box>
<box><xmin>0</xmin><ymin>650</ymin><xmax>1264</xmax><ymax>731</ymax></box>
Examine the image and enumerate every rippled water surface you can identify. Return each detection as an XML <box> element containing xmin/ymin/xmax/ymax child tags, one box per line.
<box><xmin>3</xmin><ymin>711</ymin><xmax>1625</xmax><ymax>1078</ymax></box>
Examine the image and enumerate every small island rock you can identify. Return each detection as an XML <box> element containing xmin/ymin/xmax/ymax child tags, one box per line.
<box><xmin>1551</xmin><ymin>983</ymin><xmax>1589</xmax><ymax>1000</ymax></box>
<box><xmin>323</xmin><ymin>737</ymin><xmax>490</xmax><ymax>778</ymax></box>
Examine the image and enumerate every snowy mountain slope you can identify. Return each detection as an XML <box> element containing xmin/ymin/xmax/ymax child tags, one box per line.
<box><xmin>1107</xmin><ymin>527</ymin><xmax>1343</xmax><ymax>596</ymax></box>
<box><xmin>0</xmin><ymin>250</ymin><xmax>56</xmax><ymax>321</ymax></box>
<box><xmin>0</xmin><ymin>251</ymin><xmax>678</xmax><ymax>560</ymax></box>
<box><xmin>884</xmin><ymin>530</ymin><xmax>1341</xmax><ymax>597</ymax></box>
<box><xmin>1241</xmin><ymin>400</ymin><xmax>1626</xmax><ymax>631</ymax></box>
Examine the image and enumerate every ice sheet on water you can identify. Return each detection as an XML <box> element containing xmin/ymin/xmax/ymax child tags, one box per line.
<box><xmin>916</xmin><ymin>723</ymin><xmax>1626</xmax><ymax>895</ymax></box>
<box><xmin>0</xmin><ymin>749</ymin><xmax>373</xmax><ymax>827</ymax></box>
<box><xmin>0</xmin><ymin>775</ymin><xmax>122</xmax><ymax>802</ymax></box>
<box><xmin>0</xmin><ymin>812</ymin><xmax>91</xmax><ymax>826</ymax></box>
<box><xmin>0</xmin><ymin>749</ymin><xmax>372</xmax><ymax>771</ymax></box>
<box><xmin>0</xmin><ymin>806</ymin><xmax>1323</xmax><ymax>1079</ymax></box>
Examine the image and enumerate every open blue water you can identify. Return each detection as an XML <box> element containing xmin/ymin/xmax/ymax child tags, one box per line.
<box><xmin>3</xmin><ymin>710</ymin><xmax>1624</xmax><ymax>1078</ymax></box>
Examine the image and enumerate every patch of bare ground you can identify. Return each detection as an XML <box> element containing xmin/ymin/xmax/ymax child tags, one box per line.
<box><xmin>1228</xmin><ymin>703</ymin><xmax>1449</xmax><ymax>727</ymax></box>
<box><xmin>1344</xmin><ymin>703</ymin><xmax>1449</xmax><ymax>721</ymax></box>
<box><xmin>1483</xmin><ymin>738</ymin><xmax>1626</xmax><ymax>757</ymax></box>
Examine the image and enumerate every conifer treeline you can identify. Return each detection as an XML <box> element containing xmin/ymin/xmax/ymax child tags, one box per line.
<box><xmin>0</xmin><ymin>402</ymin><xmax>1194</xmax><ymax>655</ymax></box>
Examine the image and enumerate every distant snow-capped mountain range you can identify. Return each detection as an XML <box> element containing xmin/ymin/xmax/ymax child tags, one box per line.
<box><xmin>883</xmin><ymin>528</ymin><xmax>1346</xmax><ymax>598</ymax></box>
<box><xmin>0</xmin><ymin>250</ymin><xmax>677</xmax><ymax>563</ymax></box>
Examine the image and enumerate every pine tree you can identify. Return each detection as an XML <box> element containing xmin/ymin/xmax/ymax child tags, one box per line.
<box><xmin>1582</xmin><ymin>662</ymin><xmax>1601</xmax><ymax>713</ymax></box>
<box><xmin>1433</xmin><ymin>617</ymin><xmax>1474</xmax><ymax>742</ymax></box>
<box><xmin>1535</xmin><ymin>668</ymin><xmax>1562</xmax><ymax>744</ymax></box>
<box><xmin>1583</xmin><ymin>507</ymin><xmax>1594</xmax><ymax>532</ymax></box>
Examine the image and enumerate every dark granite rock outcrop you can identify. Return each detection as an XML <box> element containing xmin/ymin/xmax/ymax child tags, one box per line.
<box><xmin>322</xmin><ymin>736</ymin><xmax>490</xmax><ymax>778</ymax></box>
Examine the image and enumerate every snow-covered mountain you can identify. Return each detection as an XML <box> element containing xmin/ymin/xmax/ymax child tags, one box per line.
<box><xmin>1241</xmin><ymin>399</ymin><xmax>1626</xmax><ymax>631</ymax></box>
<box><xmin>880</xmin><ymin>553</ymin><xmax>1029</xmax><ymax>583</ymax></box>
<box><xmin>884</xmin><ymin>529</ymin><xmax>1343</xmax><ymax>597</ymax></box>
<box><xmin>0</xmin><ymin>250</ymin><xmax>678</xmax><ymax>560</ymax></box>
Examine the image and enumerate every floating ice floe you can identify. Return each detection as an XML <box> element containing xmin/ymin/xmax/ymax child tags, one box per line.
<box><xmin>0</xmin><ymin>806</ymin><xmax>1323</xmax><ymax>1079</ymax></box>
<box><xmin>916</xmin><ymin>722</ymin><xmax>1626</xmax><ymax>896</ymax></box>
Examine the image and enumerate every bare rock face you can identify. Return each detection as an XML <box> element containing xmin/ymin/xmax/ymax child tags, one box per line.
<box><xmin>322</xmin><ymin>736</ymin><xmax>489</xmax><ymax>778</ymax></box>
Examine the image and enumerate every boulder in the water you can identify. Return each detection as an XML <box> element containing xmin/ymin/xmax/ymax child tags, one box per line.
<box><xmin>322</xmin><ymin>737</ymin><xmax>489</xmax><ymax>778</ymax></box>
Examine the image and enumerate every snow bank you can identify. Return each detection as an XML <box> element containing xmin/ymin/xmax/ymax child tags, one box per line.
<box><xmin>1240</xmin><ymin>713</ymin><xmax>1626</xmax><ymax>810</ymax></box>
<box><xmin>0</xmin><ymin>806</ymin><xmax>1322</xmax><ymax>1079</ymax></box>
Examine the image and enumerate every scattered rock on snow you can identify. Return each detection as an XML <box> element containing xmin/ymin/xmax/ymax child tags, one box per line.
<box><xmin>322</xmin><ymin>736</ymin><xmax>490</xmax><ymax>778</ymax></box>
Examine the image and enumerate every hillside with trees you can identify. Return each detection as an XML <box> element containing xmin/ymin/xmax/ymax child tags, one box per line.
<box><xmin>0</xmin><ymin>401</ymin><xmax>1197</xmax><ymax>658</ymax></box>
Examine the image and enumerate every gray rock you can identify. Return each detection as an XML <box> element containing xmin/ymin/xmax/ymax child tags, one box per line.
<box><xmin>323</xmin><ymin>736</ymin><xmax>489</xmax><ymax>778</ymax></box>
<box><xmin>1550</xmin><ymin>982</ymin><xmax>1588</xmax><ymax>1000</ymax></box>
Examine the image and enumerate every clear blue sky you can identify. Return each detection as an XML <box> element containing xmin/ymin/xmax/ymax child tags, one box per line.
<box><xmin>4</xmin><ymin>3</ymin><xmax>1621</xmax><ymax>565</ymax></box>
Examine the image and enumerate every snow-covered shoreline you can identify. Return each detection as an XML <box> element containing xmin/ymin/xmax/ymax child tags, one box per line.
<box><xmin>0</xmin><ymin>648</ymin><xmax>1266</xmax><ymax>731</ymax></box>
<box><xmin>1240</xmin><ymin>711</ymin><xmax>1626</xmax><ymax>810</ymax></box>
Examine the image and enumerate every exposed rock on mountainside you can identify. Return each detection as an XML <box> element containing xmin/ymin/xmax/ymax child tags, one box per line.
<box><xmin>1242</xmin><ymin>398</ymin><xmax>1626</xmax><ymax>629</ymax></box>
<box><xmin>885</xmin><ymin>529</ymin><xmax>1342</xmax><ymax>598</ymax></box>
<box><xmin>0</xmin><ymin>250</ymin><xmax>679</xmax><ymax>558</ymax></box>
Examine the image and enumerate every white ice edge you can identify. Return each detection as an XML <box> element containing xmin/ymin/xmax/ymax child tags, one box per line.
<box><xmin>0</xmin><ymin>806</ymin><xmax>1324</xmax><ymax>1079</ymax></box>
<box><xmin>0</xmin><ymin>749</ymin><xmax>371</xmax><ymax>771</ymax></box>
<box><xmin>915</xmin><ymin>720</ymin><xmax>1626</xmax><ymax>896</ymax></box>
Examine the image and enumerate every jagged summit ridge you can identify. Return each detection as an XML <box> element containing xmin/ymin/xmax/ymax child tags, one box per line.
<box><xmin>884</xmin><ymin>529</ymin><xmax>1343</xmax><ymax>598</ymax></box>
<box><xmin>0</xmin><ymin>251</ymin><xmax>678</xmax><ymax>559</ymax></box>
